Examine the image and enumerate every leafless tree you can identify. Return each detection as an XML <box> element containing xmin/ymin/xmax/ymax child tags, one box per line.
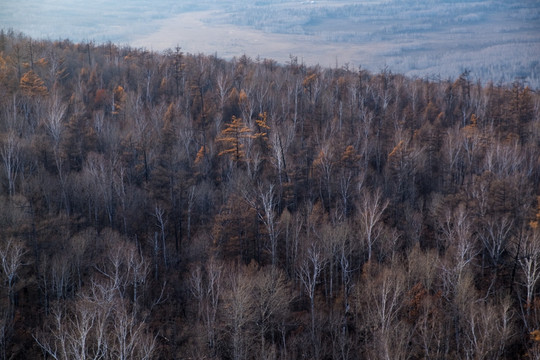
<box><xmin>280</xmin><ymin>209</ymin><xmax>303</xmax><ymax>278</ymax></box>
<box><xmin>517</xmin><ymin>227</ymin><xmax>540</xmax><ymax>321</ymax></box>
<box><xmin>45</xmin><ymin>90</ymin><xmax>70</xmax><ymax>213</ymax></box>
<box><xmin>50</xmin><ymin>252</ymin><xmax>72</xmax><ymax>301</ymax></box>
<box><xmin>338</xmin><ymin>168</ymin><xmax>363</xmax><ymax>219</ymax></box>
<box><xmin>95</xmin><ymin>232</ymin><xmax>129</xmax><ymax>297</ymax></box>
<box><xmin>252</xmin><ymin>267</ymin><xmax>290</xmax><ymax>358</ymax></box>
<box><xmin>34</xmin><ymin>296</ymin><xmax>108</xmax><ymax>360</ymax></box>
<box><xmin>460</xmin><ymin>123</ymin><xmax>483</xmax><ymax>178</ymax></box>
<box><xmin>112</xmin><ymin>299</ymin><xmax>156</xmax><ymax>360</ymax></box>
<box><xmin>83</xmin><ymin>153</ymin><xmax>116</xmax><ymax>227</ymax></box>
<box><xmin>0</xmin><ymin>313</ymin><xmax>8</xmax><ymax>360</ymax></box>
<box><xmin>259</xmin><ymin>183</ymin><xmax>280</xmax><ymax>269</ymax></box>
<box><xmin>441</xmin><ymin>125</ymin><xmax>463</xmax><ymax>189</ymax></box>
<box><xmin>462</xmin><ymin>298</ymin><xmax>514</xmax><ymax>360</ymax></box>
<box><xmin>269</xmin><ymin>128</ymin><xmax>292</xmax><ymax>188</ymax></box>
<box><xmin>239</xmin><ymin>82</ymin><xmax>256</xmax><ymax>127</ymax></box>
<box><xmin>190</xmin><ymin>257</ymin><xmax>223</xmax><ymax>352</ymax></box>
<box><xmin>0</xmin><ymin>131</ymin><xmax>20</xmax><ymax>196</ymax></box>
<box><xmin>154</xmin><ymin>204</ymin><xmax>168</xmax><ymax>269</ymax></box>
<box><xmin>416</xmin><ymin>297</ymin><xmax>446</xmax><ymax>360</ymax></box>
<box><xmin>44</xmin><ymin>90</ymin><xmax>67</xmax><ymax>145</ymax></box>
<box><xmin>479</xmin><ymin>215</ymin><xmax>514</xmax><ymax>269</ymax></box>
<box><xmin>35</xmin><ymin>278</ymin><xmax>155</xmax><ymax>360</ymax></box>
<box><xmin>358</xmin><ymin>263</ymin><xmax>409</xmax><ymax>360</ymax></box>
<box><xmin>127</xmin><ymin>243</ymin><xmax>149</xmax><ymax>306</ymax></box>
<box><xmin>313</xmin><ymin>142</ymin><xmax>335</xmax><ymax>211</ymax></box>
<box><xmin>223</xmin><ymin>265</ymin><xmax>256</xmax><ymax>360</ymax></box>
<box><xmin>357</xmin><ymin>188</ymin><xmax>388</xmax><ymax>261</ymax></box>
<box><xmin>0</xmin><ymin>237</ymin><xmax>26</xmax><ymax>309</ymax></box>
<box><xmin>297</xmin><ymin>241</ymin><xmax>327</xmax><ymax>357</ymax></box>
<box><xmin>216</xmin><ymin>72</ymin><xmax>232</xmax><ymax>119</ymax></box>
<box><xmin>186</xmin><ymin>185</ymin><xmax>196</xmax><ymax>243</ymax></box>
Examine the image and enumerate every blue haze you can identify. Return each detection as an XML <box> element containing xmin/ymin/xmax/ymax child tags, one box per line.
<box><xmin>1</xmin><ymin>0</ymin><xmax>539</xmax><ymax>86</ymax></box>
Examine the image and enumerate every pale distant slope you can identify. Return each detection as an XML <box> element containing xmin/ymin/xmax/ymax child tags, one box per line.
<box><xmin>130</xmin><ymin>11</ymin><xmax>387</xmax><ymax>70</ymax></box>
<box><xmin>2</xmin><ymin>0</ymin><xmax>539</xmax><ymax>86</ymax></box>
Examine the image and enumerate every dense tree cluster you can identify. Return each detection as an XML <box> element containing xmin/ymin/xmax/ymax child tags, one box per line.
<box><xmin>0</xmin><ymin>30</ymin><xmax>539</xmax><ymax>359</ymax></box>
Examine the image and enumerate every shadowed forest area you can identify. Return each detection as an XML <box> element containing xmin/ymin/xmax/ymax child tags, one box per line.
<box><xmin>0</xmin><ymin>31</ymin><xmax>540</xmax><ymax>359</ymax></box>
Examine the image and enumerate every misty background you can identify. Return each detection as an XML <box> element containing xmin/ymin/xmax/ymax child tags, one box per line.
<box><xmin>2</xmin><ymin>0</ymin><xmax>539</xmax><ymax>86</ymax></box>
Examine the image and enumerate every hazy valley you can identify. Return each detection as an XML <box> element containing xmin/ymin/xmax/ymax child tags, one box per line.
<box><xmin>2</xmin><ymin>0</ymin><xmax>540</xmax><ymax>86</ymax></box>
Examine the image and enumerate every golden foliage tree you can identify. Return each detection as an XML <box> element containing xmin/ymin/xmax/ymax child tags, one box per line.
<box><xmin>19</xmin><ymin>69</ymin><xmax>47</xmax><ymax>96</ymax></box>
<box><xmin>217</xmin><ymin>116</ymin><xmax>252</xmax><ymax>163</ymax></box>
<box><xmin>112</xmin><ymin>85</ymin><xmax>126</xmax><ymax>115</ymax></box>
<box><xmin>0</xmin><ymin>54</ymin><xmax>18</xmax><ymax>93</ymax></box>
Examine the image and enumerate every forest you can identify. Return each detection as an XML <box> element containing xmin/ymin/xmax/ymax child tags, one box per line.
<box><xmin>0</xmin><ymin>30</ymin><xmax>539</xmax><ymax>359</ymax></box>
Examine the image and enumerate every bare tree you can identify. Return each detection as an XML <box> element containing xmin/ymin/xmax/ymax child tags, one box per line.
<box><xmin>357</xmin><ymin>188</ymin><xmax>388</xmax><ymax>261</ymax></box>
<box><xmin>297</xmin><ymin>241</ymin><xmax>327</xmax><ymax>358</ymax></box>
<box><xmin>49</xmin><ymin>252</ymin><xmax>72</xmax><ymax>301</ymax></box>
<box><xmin>252</xmin><ymin>267</ymin><xmax>290</xmax><ymax>358</ymax></box>
<box><xmin>189</xmin><ymin>257</ymin><xmax>223</xmax><ymax>352</ymax></box>
<box><xmin>313</xmin><ymin>143</ymin><xmax>335</xmax><ymax>211</ymax></box>
<box><xmin>94</xmin><ymin>230</ymin><xmax>149</xmax><ymax>305</ymax></box>
<box><xmin>462</xmin><ymin>298</ymin><xmax>514</xmax><ymax>360</ymax></box>
<box><xmin>441</xmin><ymin>125</ymin><xmax>464</xmax><ymax>189</ymax></box>
<box><xmin>44</xmin><ymin>90</ymin><xmax>67</xmax><ymax>145</ymax></box>
<box><xmin>45</xmin><ymin>90</ymin><xmax>70</xmax><ymax>214</ymax></box>
<box><xmin>479</xmin><ymin>215</ymin><xmax>514</xmax><ymax>269</ymax></box>
<box><xmin>95</xmin><ymin>231</ymin><xmax>130</xmax><ymax>297</ymax></box>
<box><xmin>216</xmin><ymin>72</ymin><xmax>232</xmax><ymax>120</ymax></box>
<box><xmin>0</xmin><ymin>131</ymin><xmax>20</xmax><ymax>196</ymax></box>
<box><xmin>0</xmin><ymin>238</ymin><xmax>26</xmax><ymax>309</ymax></box>
<box><xmin>517</xmin><ymin>227</ymin><xmax>540</xmax><ymax>321</ymax></box>
<box><xmin>83</xmin><ymin>153</ymin><xmax>116</xmax><ymax>227</ymax></box>
<box><xmin>186</xmin><ymin>185</ymin><xmax>196</xmax><ymax>243</ymax></box>
<box><xmin>269</xmin><ymin>126</ymin><xmax>292</xmax><ymax>188</ymax></box>
<box><xmin>35</xmin><ymin>278</ymin><xmax>155</xmax><ymax>360</ymax></box>
<box><xmin>153</xmin><ymin>204</ymin><xmax>168</xmax><ymax>269</ymax></box>
<box><xmin>34</xmin><ymin>296</ymin><xmax>108</xmax><ymax>360</ymax></box>
<box><xmin>415</xmin><ymin>295</ymin><xmax>446</xmax><ymax>360</ymax></box>
<box><xmin>112</xmin><ymin>299</ymin><xmax>156</xmax><ymax>360</ymax></box>
<box><xmin>0</xmin><ymin>313</ymin><xmax>9</xmax><ymax>360</ymax></box>
<box><xmin>460</xmin><ymin>121</ymin><xmax>483</xmax><ymax>180</ymax></box>
<box><xmin>364</xmin><ymin>265</ymin><xmax>407</xmax><ymax>360</ymax></box>
<box><xmin>223</xmin><ymin>265</ymin><xmax>256</xmax><ymax>360</ymax></box>
<box><xmin>280</xmin><ymin>209</ymin><xmax>303</xmax><ymax>278</ymax></box>
<box><xmin>440</xmin><ymin>256</ymin><xmax>479</xmax><ymax>356</ymax></box>
<box><xmin>355</xmin><ymin>263</ymin><xmax>412</xmax><ymax>360</ymax></box>
<box><xmin>127</xmin><ymin>243</ymin><xmax>149</xmax><ymax>306</ymax></box>
<box><xmin>259</xmin><ymin>183</ymin><xmax>280</xmax><ymax>269</ymax></box>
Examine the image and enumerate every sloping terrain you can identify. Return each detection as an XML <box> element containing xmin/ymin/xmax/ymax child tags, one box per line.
<box><xmin>2</xmin><ymin>0</ymin><xmax>539</xmax><ymax>85</ymax></box>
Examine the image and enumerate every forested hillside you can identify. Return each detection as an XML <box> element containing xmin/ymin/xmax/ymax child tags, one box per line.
<box><xmin>0</xmin><ymin>31</ymin><xmax>539</xmax><ymax>359</ymax></box>
<box><xmin>3</xmin><ymin>1</ymin><xmax>539</xmax><ymax>85</ymax></box>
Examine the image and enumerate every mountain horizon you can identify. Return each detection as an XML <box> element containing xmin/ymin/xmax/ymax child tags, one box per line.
<box><xmin>2</xmin><ymin>0</ymin><xmax>539</xmax><ymax>87</ymax></box>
